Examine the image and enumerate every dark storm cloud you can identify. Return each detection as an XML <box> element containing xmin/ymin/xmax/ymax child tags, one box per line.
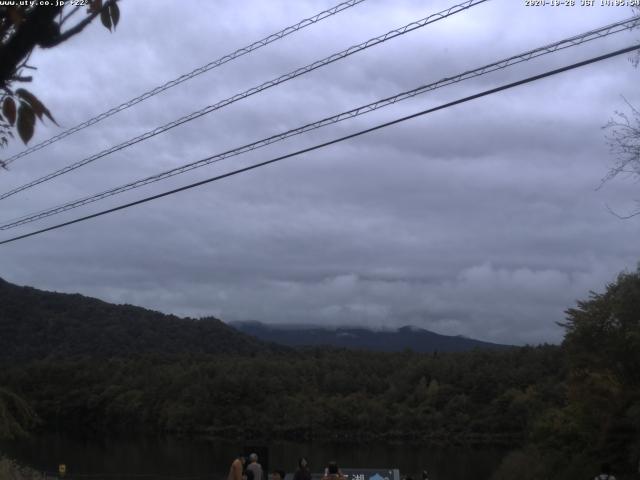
<box><xmin>1</xmin><ymin>0</ymin><xmax>639</xmax><ymax>345</ymax></box>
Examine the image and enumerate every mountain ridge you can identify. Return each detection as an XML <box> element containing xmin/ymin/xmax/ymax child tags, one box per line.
<box><xmin>231</xmin><ymin>320</ymin><xmax>513</xmax><ymax>352</ymax></box>
<box><xmin>0</xmin><ymin>277</ymin><xmax>276</xmax><ymax>361</ymax></box>
<box><xmin>0</xmin><ymin>276</ymin><xmax>511</xmax><ymax>360</ymax></box>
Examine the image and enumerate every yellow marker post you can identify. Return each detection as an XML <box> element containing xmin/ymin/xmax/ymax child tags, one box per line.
<box><xmin>58</xmin><ymin>464</ymin><xmax>66</xmax><ymax>478</ymax></box>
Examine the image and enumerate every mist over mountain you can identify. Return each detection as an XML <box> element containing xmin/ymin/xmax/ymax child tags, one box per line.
<box><xmin>0</xmin><ymin>274</ymin><xmax>512</xmax><ymax>363</ymax></box>
<box><xmin>231</xmin><ymin>321</ymin><xmax>513</xmax><ymax>352</ymax></box>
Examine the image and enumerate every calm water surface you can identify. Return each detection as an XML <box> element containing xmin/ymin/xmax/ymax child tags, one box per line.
<box><xmin>0</xmin><ymin>434</ymin><xmax>509</xmax><ymax>480</ymax></box>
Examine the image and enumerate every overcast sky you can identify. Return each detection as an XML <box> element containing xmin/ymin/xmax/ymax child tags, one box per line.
<box><xmin>1</xmin><ymin>0</ymin><xmax>639</xmax><ymax>345</ymax></box>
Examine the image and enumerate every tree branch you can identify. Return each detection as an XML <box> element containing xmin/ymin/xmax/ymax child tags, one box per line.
<box><xmin>0</xmin><ymin>5</ymin><xmax>63</xmax><ymax>85</ymax></box>
<box><xmin>15</xmin><ymin>49</ymin><xmax>33</xmax><ymax>71</ymax></box>
<box><xmin>59</xmin><ymin>5</ymin><xmax>81</xmax><ymax>27</ymax></box>
<box><xmin>47</xmin><ymin>0</ymin><xmax>117</xmax><ymax>48</ymax></box>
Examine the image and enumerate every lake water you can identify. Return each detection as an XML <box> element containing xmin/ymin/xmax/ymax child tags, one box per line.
<box><xmin>0</xmin><ymin>434</ymin><xmax>508</xmax><ymax>480</ymax></box>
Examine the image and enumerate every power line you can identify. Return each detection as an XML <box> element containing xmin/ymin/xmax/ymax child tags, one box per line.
<box><xmin>1</xmin><ymin>0</ymin><xmax>367</xmax><ymax>167</ymax></box>
<box><xmin>1</xmin><ymin>43</ymin><xmax>637</xmax><ymax>247</ymax></box>
<box><xmin>2</xmin><ymin>15</ymin><xmax>638</xmax><ymax>231</ymax></box>
<box><xmin>0</xmin><ymin>0</ymin><xmax>489</xmax><ymax>202</ymax></box>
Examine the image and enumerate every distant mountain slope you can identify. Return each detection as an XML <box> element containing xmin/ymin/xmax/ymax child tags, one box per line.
<box><xmin>0</xmin><ymin>278</ymin><xmax>273</xmax><ymax>361</ymax></box>
<box><xmin>231</xmin><ymin>321</ymin><xmax>512</xmax><ymax>352</ymax></box>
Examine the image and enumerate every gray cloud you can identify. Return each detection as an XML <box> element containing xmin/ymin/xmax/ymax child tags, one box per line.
<box><xmin>1</xmin><ymin>0</ymin><xmax>639</xmax><ymax>345</ymax></box>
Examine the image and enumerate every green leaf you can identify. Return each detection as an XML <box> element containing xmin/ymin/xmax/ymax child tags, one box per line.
<box><xmin>100</xmin><ymin>6</ymin><xmax>112</xmax><ymax>31</ymax></box>
<box><xmin>15</xmin><ymin>89</ymin><xmax>57</xmax><ymax>125</ymax></box>
<box><xmin>2</xmin><ymin>97</ymin><xmax>16</xmax><ymax>126</ymax></box>
<box><xmin>110</xmin><ymin>2</ymin><xmax>120</xmax><ymax>29</ymax></box>
<box><xmin>17</xmin><ymin>102</ymin><xmax>35</xmax><ymax>145</ymax></box>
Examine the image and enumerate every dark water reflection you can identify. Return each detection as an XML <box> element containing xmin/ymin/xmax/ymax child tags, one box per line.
<box><xmin>0</xmin><ymin>434</ymin><xmax>508</xmax><ymax>480</ymax></box>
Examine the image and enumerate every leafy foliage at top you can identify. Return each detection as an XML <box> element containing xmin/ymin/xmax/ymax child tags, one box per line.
<box><xmin>0</xmin><ymin>1</ymin><xmax>120</xmax><ymax>154</ymax></box>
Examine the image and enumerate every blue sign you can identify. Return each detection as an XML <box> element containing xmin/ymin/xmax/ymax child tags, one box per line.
<box><xmin>299</xmin><ymin>468</ymin><xmax>400</xmax><ymax>480</ymax></box>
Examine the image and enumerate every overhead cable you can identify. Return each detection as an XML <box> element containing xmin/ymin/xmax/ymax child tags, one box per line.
<box><xmin>2</xmin><ymin>15</ymin><xmax>638</xmax><ymax>231</ymax></box>
<box><xmin>1</xmin><ymin>0</ymin><xmax>367</xmax><ymax>166</ymax></box>
<box><xmin>0</xmin><ymin>0</ymin><xmax>489</xmax><ymax>201</ymax></box>
<box><xmin>1</xmin><ymin>43</ymin><xmax>638</xmax><ymax>246</ymax></box>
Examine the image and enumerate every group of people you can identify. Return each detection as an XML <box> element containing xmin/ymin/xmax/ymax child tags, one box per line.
<box><xmin>229</xmin><ymin>455</ymin><xmax>623</xmax><ymax>480</ymax></box>
<box><xmin>228</xmin><ymin>455</ymin><xmax>342</xmax><ymax>480</ymax></box>
<box><xmin>228</xmin><ymin>454</ymin><xmax>272</xmax><ymax>480</ymax></box>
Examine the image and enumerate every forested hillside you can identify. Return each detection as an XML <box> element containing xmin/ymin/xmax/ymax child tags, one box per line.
<box><xmin>0</xmin><ymin>278</ymin><xmax>273</xmax><ymax>360</ymax></box>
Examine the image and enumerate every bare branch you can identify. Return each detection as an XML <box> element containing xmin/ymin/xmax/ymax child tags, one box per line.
<box><xmin>602</xmin><ymin>96</ymin><xmax>640</xmax><ymax>187</ymax></box>
<box><xmin>10</xmin><ymin>75</ymin><xmax>32</xmax><ymax>82</ymax></box>
<box><xmin>15</xmin><ymin>50</ymin><xmax>33</xmax><ymax>71</ymax></box>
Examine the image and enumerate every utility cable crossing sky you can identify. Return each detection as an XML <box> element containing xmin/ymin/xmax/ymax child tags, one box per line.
<box><xmin>1</xmin><ymin>15</ymin><xmax>638</xmax><ymax>231</ymax></box>
<box><xmin>1</xmin><ymin>43</ymin><xmax>638</xmax><ymax>247</ymax></box>
<box><xmin>0</xmin><ymin>0</ymin><xmax>489</xmax><ymax>202</ymax></box>
<box><xmin>0</xmin><ymin>0</ymin><xmax>367</xmax><ymax>167</ymax></box>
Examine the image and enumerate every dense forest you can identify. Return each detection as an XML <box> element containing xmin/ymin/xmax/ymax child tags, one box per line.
<box><xmin>0</xmin><ymin>266</ymin><xmax>639</xmax><ymax>479</ymax></box>
<box><xmin>0</xmin><ymin>347</ymin><xmax>563</xmax><ymax>441</ymax></box>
